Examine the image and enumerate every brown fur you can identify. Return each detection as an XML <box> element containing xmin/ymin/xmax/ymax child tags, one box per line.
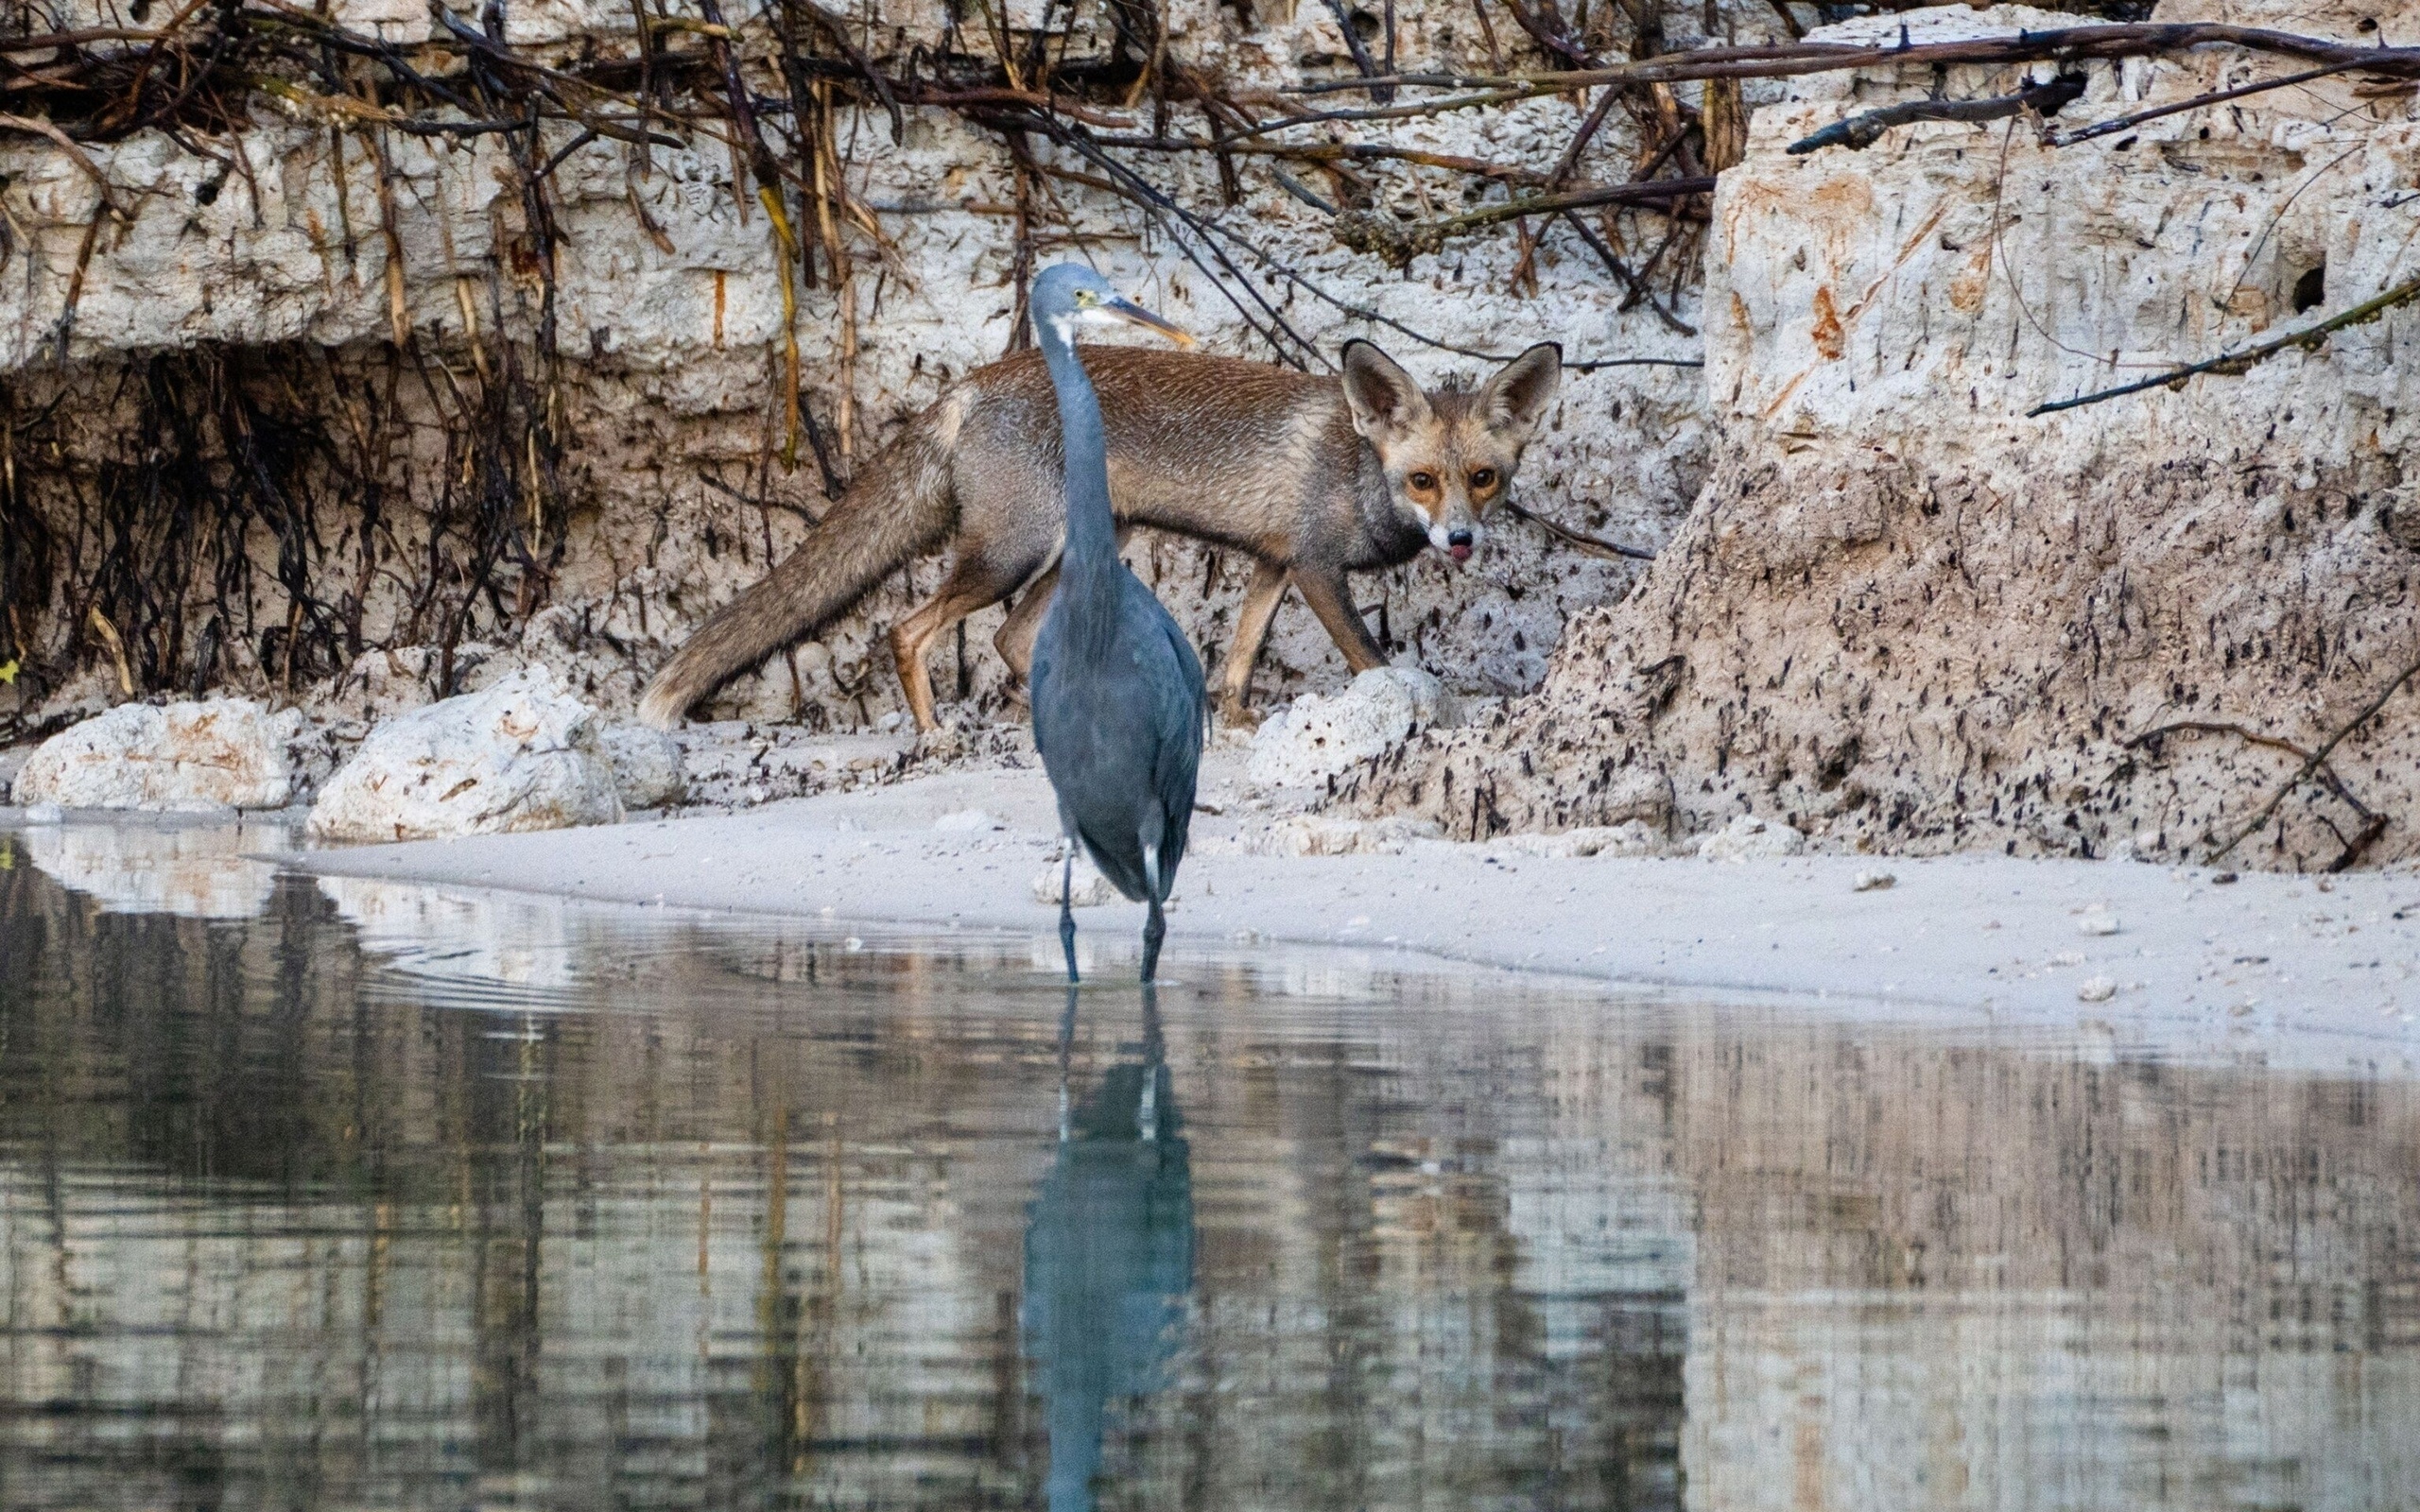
<box><xmin>637</xmin><ymin>339</ymin><xmax>1561</xmax><ymax>732</ymax></box>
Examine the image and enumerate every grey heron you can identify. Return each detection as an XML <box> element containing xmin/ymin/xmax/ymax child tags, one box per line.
<box><xmin>1024</xmin><ymin>265</ymin><xmax>1206</xmax><ymax>984</ymax></box>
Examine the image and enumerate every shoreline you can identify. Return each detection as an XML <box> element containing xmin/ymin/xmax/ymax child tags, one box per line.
<box><xmin>11</xmin><ymin>749</ymin><xmax>2420</xmax><ymax>1071</ymax></box>
<box><xmin>169</xmin><ymin>751</ymin><xmax>2420</xmax><ymax>1072</ymax></box>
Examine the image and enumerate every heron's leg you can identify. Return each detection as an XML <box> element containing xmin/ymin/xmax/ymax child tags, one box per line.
<box><xmin>1058</xmin><ymin>849</ymin><xmax>1080</xmax><ymax>984</ymax></box>
<box><xmin>1139</xmin><ymin>842</ymin><xmax>1167</xmax><ymax>985</ymax></box>
<box><xmin>1215</xmin><ymin>560</ymin><xmax>1291</xmax><ymax>726</ymax></box>
<box><xmin>1055</xmin><ymin>983</ymin><xmax>1079</xmax><ymax>1143</ymax></box>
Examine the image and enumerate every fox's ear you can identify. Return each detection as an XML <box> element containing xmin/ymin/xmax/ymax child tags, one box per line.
<box><xmin>1478</xmin><ymin>341</ymin><xmax>1562</xmax><ymax>440</ymax></box>
<box><xmin>1340</xmin><ymin>339</ymin><xmax>1431</xmax><ymax>438</ymax></box>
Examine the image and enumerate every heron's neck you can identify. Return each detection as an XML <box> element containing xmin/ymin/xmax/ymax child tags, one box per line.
<box><xmin>1039</xmin><ymin>332</ymin><xmax>1120</xmax><ymax>580</ymax></box>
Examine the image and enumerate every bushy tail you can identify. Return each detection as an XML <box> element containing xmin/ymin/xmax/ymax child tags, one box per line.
<box><xmin>637</xmin><ymin>414</ymin><xmax>958</xmax><ymax>729</ymax></box>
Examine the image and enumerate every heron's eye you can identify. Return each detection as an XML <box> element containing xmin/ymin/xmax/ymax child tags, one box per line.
<box><xmin>1408</xmin><ymin>471</ymin><xmax>1438</xmax><ymax>491</ymax></box>
<box><xmin>1469</xmin><ymin>468</ymin><xmax>1496</xmax><ymax>490</ymax></box>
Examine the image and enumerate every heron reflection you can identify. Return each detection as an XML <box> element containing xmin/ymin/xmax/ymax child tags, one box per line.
<box><xmin>1020</xmin><ymin>986</ymin><xmax>1195</xmax><ymax>1512</ymax></box>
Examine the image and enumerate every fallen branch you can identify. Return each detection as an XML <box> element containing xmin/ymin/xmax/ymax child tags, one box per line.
<box><xmin>1503</xmin><ymin>499</ymin><xmax>1655</xmax><ymax>560</ymax></box>
<box><xmin>1787</xmin><ymin>74</ymin><xmax>2083</xmax><ymax>155</ymax></box>
<box><xmin>1333</xmin><ymin>175</ymin><xmax>1714</xmax><ymax>265</ymax></box>
<box><xmin>2205</xmin><ymin>654</ymin><xmax>2420</xmax><ymax>866</ymax></box>
<box><xmin>2049</xmin><ymin>59</ymin><xmax>2364</xmax><ymax>146</ymax></box>
<box><xmin>2030</xmin><ymin>272</ymin><xmax>2420</xmax><ymax>416</ymax></box>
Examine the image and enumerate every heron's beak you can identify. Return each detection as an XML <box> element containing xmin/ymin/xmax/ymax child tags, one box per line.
<box><xmin>1104</xmin><ymin>296</ymin><xmax>1196</xmax><ymax>350</ymax></box>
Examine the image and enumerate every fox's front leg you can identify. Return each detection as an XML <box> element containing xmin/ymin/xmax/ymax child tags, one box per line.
<box><xmin>1215</xmin><ymin>560</ymin><xmax>1291</xmax><ymax>727</ymax></box>
<box><xmin>1292</xmin><ymin>566</ymin><xmax>1389</xmax><ymax>676</ymax></box>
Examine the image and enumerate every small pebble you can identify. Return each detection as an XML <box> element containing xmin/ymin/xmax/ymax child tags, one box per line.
<box><xmin>2212</xmin><ymin>871</ymin><xmax>2239</xmax><ymax>885</ymax></box>
<box><xmin>2078</xmin><ymin>908</ymin><xmax>2120</xmax><ymax>937</ymax></box>
<box><xmin>2051</xmin><ymin>951</ymin><xmax>2085</xmax><ymax>968</ymax></box>
<box><xmin>1853</xmin><ymin>868</ymin><xmax>1896</xmax><ymax>892</ymax></box>
<box><xmin>843</xmin><ymin>936</ymin><xmax>865</xmax><ymax>953</ymax></box>
<box><xmin>2077</xmin><ymin>975</ymin><xmax>2117</xmax><ymax>1003</ymax></box>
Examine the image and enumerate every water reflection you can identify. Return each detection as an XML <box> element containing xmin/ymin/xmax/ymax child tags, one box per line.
<box><xmin>0</xmin><ymin>826</ymin><xmax>2414</xmax><ymax>1510</ymax></box>
<box><xmin>1022</xmin><ymin>988</ymin><xmax>1193</xmax><ymax>1512</ymax></box>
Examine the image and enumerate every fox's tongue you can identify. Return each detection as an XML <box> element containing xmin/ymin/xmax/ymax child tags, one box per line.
<box><xmin>1448</xmin><ymin>543</ymin><xmax>1474</xmax><ymax>562</ymax></box>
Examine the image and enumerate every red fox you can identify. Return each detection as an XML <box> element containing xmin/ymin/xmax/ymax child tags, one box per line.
<box><xmin>636</xmin><ymin>338</ymin><xmax>1563</xmax><ymax>733</ymax></box>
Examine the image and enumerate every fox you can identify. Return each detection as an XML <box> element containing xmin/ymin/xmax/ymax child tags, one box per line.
<box><xmin>635</xmin><ymin>336</ymin><xmax>1564</xmax><ymax>734</ymax></box>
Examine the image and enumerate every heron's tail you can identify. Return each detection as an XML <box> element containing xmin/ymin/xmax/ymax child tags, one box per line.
<box><xmin>637</xmin><ymin>405</ymin><xmax>961</xmax><ymax>729</ymax></box>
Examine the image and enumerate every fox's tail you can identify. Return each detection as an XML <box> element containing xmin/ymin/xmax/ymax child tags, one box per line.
<box><xmin>637</xmin><ymin>406</ymin><xmax>959</xmax><ymax>729</ymax></box>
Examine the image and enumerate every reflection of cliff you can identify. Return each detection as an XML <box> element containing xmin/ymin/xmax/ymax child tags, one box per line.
<box><xmin>1022</xmin><ymin>990</ymin><xmax>1194</xmax><ymax>1512</ymax></box>
<box><xmin>1659</xmin><ymin>1023</ymin><xmax>2420</xmax><ymax>1511</ymax></box>
<box><xmin>0</xmin><ymin>855</ymin><xmax>2413</xmax><ymax>1509</ymax></box>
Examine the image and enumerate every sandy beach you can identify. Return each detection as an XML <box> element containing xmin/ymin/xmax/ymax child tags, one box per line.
<box><xmin>220</xmin><ymin>744</ymin><xmax>2418</xmax><ymax>1073</ymax></box>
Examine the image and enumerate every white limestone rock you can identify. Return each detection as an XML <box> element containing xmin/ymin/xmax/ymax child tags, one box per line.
<box><xmin>307</xmin><ymin>665</ymin><xmax>623</xmax><ymax>843</ymax></box>
<box><xmin>1488</xmin><ymin>821</ymin><xmax>1661</xmax><ymax>859</ymax></box>
<box><xmin>1697</xmin><ymin>814</ymin><xmax>1807</xmax><ymax>862</ymax></box>
<box><xmin>1248</xmin><ymin>668</ymin><xmax>1443</xmax><ymax>788</ymax></box>
<box><xmin>13</xmin><ymin>698</ymin><xmax>302</xmax><ymax>812</ymax></box>
<box><xmin>598</xmin><ymin>724</ymin><xmax>687</xmax><ymax>809</ymax></box>
<box><xmin>1228</xmin><ymin>814</ymin><xmax>1443</xmax><ymax>857</ymax></box>
<box><xmin>1031</xmin><ymin>855</ymin><xmax>1120</xmax><ymax>907</ymax></box>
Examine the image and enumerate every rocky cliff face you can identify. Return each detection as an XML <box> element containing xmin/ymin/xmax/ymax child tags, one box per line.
<box><xmin>0</xmin><ymin>0</ymin><xmax>1727</xmax><ymax>743</ymax></box>
<box><xmin>1353</xmin><ymin>0</ymin><xmax>2420</xmax><ymax>870</ymax></box>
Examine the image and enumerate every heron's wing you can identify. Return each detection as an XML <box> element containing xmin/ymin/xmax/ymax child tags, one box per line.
<box><xmin>1144</xmin><ymin>604</ymin><xmax>1206</xmax><ymax>881</ymax></box>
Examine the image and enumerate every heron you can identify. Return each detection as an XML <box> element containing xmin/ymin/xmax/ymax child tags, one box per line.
<box><xmin>1024</xmin><ymin>264</ymin><xmax>1206</xmax><ymax>985</ymax></box>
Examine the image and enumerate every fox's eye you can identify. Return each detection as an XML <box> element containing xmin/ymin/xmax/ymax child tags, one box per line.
<box><xmin>1408</xmin><ymin>471</ymin><xmax>1438</xmax><ymax>491</ymax></box>
<box><xmin>1469</xmin><ymin>469</ymin><xmax>1496</xmax><ymax>490</ymax></box>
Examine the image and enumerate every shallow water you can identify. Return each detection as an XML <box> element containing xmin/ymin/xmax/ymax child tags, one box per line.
<box><xmin>1</xmin><ymin>822</ymin><xmax>2415</xmax><ymax>1511</ymax></box>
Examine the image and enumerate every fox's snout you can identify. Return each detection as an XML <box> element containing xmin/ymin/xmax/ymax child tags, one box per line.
<box><xmin>1427</xmin><ymin>518</ymin><xmax>1479</xmax><ymax>563</ymax></box>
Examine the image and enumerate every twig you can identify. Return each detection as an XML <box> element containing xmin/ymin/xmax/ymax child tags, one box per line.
<box><xmin>1787</xmin><ymin>74</ymin><xmax>2084</xmax><ymax>155</ymax></box>
<box><xmin>2051</xmin><ymin>60</ymin><xmax>2365</xmax><ymax>146</ymax></box>
<box><xmin>1333</xmin><ymin>176</ymin><xmax>1713</xmax><ymax>265</ymax></box>
<box><xmin>2206</xmin><ymin>653</ymin><xmax>2420</xmax><ymax>865</ymax></box>
<box><xmin>2030</xmin><ymin>271</ymin><xmax>2420</xmax><ymax>415</ymax></box>
<box><xmin>1503</xmin><ymin>499</ymin><xmax>1655</xmax><ymax>559</ymax></box>
<box><xmin>0</xmin><ymin>114</ymin><xmax>130</xmax><ymax>218</ymax></box>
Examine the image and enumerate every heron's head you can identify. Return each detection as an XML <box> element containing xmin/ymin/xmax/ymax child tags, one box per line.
<box><xmin>1029</xmin><ymin>264</ymin><xmax>1196</xmax><ymax>352</ymax></box>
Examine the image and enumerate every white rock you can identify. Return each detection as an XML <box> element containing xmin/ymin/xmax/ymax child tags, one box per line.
<box><xmin>1247</xmin><ymin>667</ymin><xmax>1443</xmax><ymax>788</ymax></box>
<box><xmin>2078</xmin><ymin>907</ymin><xmax>2120</xmax><ymax>937</ymax></box>
<box><xmin>597</xmin><ymin>724</ymin><xmax>687</xmax><ymax>809</ymax></box>
<box><xmin>1853</xmin><ymin>868</ymin><xmax>1896</xmax><ymax>892</ymax></box>
<box><xmin>2077</xmin><ymin>975</ymin><xmax>2118</xmax><ymax>1003</ymax></box>
<box><xmin>1032</xmin><ymin>855</ymin><xmax>1120</xmax><ymax>906</ymax></box>
<box><xmin>306</xmin><ymin>665</ymin><xmax>623</xmax><ymax>843</ymax></box>
<box><xmin>13</xmin><ymin>698</ymin><xmax>302</xmax><ymax>812</ymax></box>
<box><xmin>934</xmin><ymin>808</ymin><xmax>998</xmax><ymax>833</ymax></box>
<box><xmin>1239</xmin><ymin>814</ymin><xmax>1443</xmax><ymax>857</ymax></box>
<box><xmin>1489</xmin><ymin>821</ymin><xmax>1659</xmax><ymax>859</ymax></box>
<box><xmin>1697</xmin><ymin>814</ymin><xmax>1807</xmax><ymax>862</ymax></box>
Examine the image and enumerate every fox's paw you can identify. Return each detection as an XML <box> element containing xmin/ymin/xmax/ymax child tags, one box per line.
<box><xmin>1216</xmin><ymin>697</ymin><xmax>1265</xmax><ymax>734</ymax></box>
<box><xmin>914</xmin><ymin>720</ymin><xmax>972</xmax><ymax>762</ymax></box>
